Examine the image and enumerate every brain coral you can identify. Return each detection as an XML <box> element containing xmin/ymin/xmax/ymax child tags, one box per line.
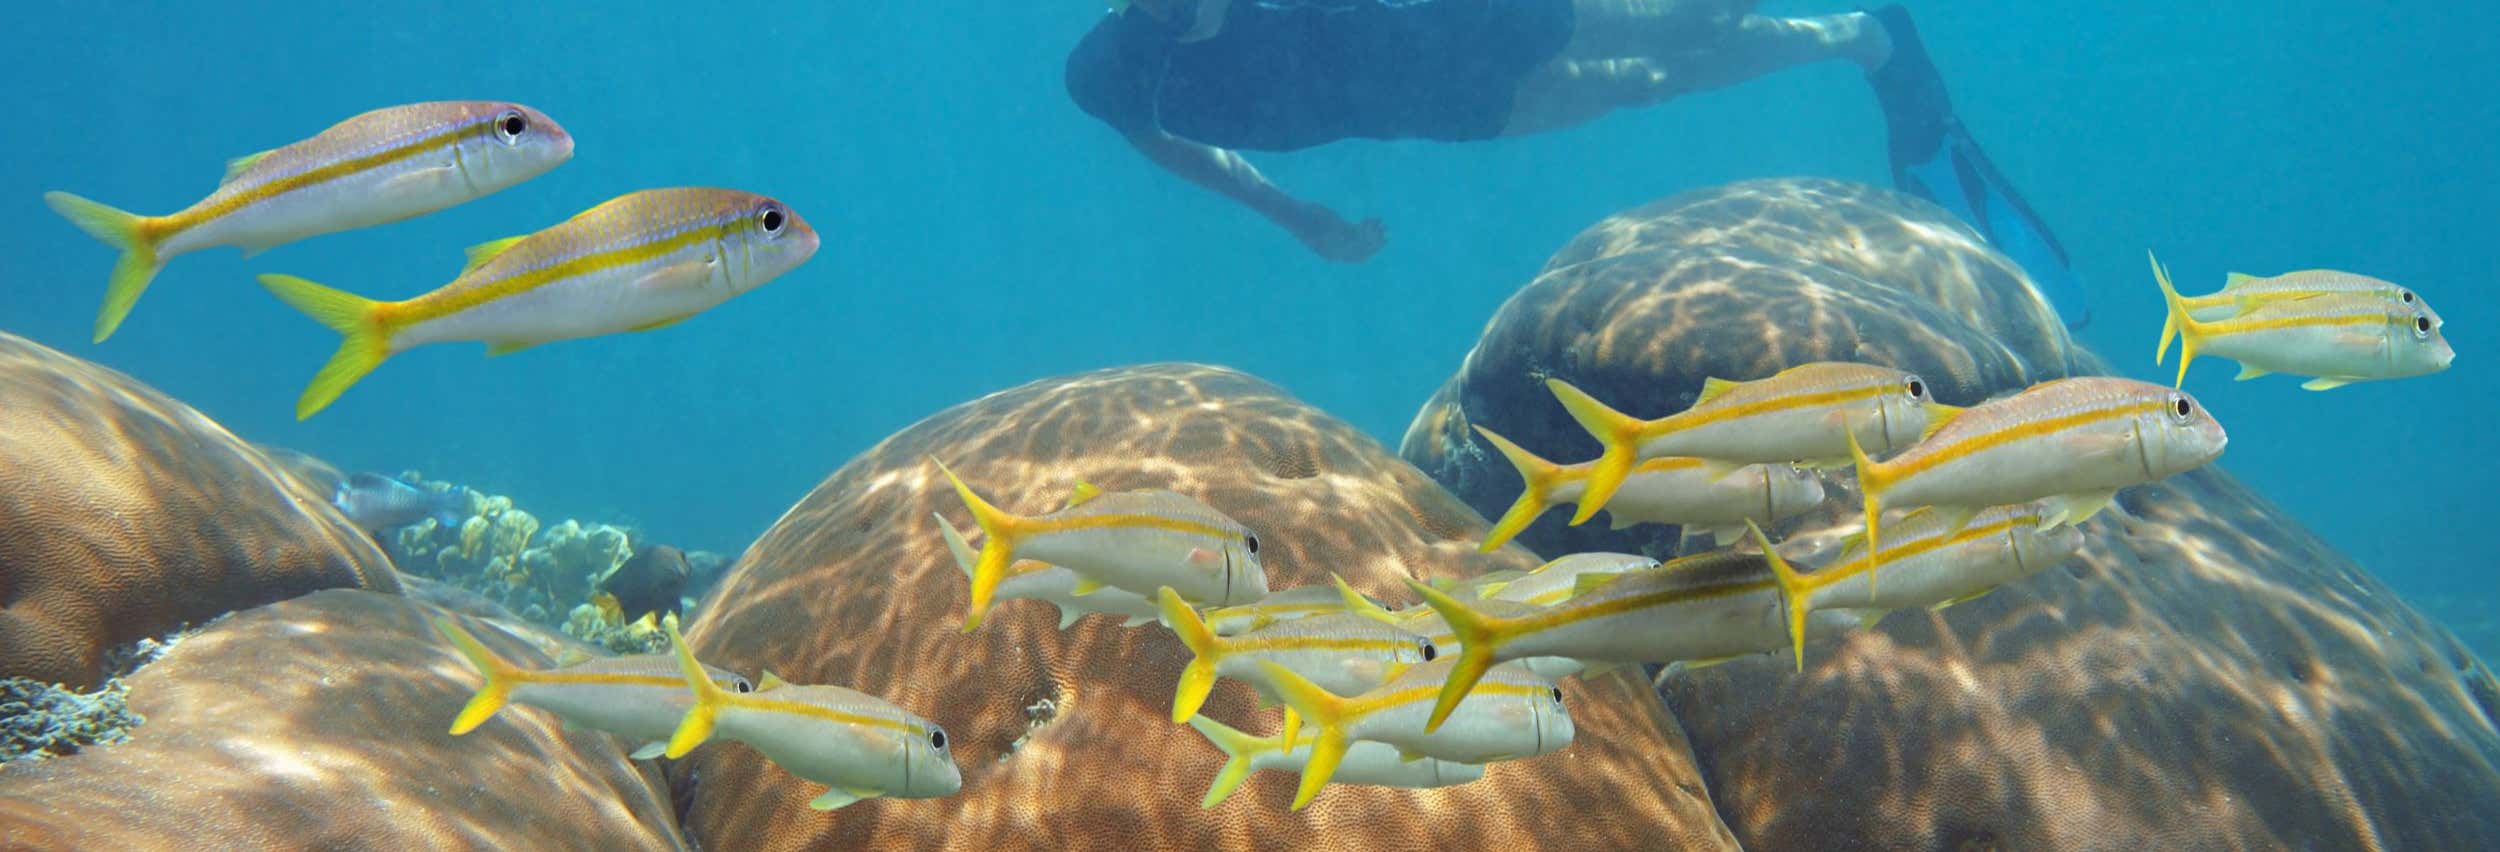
<box><xmin>673</xmin><ymin>364</ymin><xmax>1739</xmax><ymax>850</ymax></box>
<box><xmin>1400</xmin><ymin>177</ymin><xmax>2500</xmax><ymax>848</ymax></box>
<box><xmin>0</xmin><ymin>332</ymin><xmax>397</xmax><ymax>690</ymax></box>
<box><xmin>0</xmin><ymin>589</ymin><xmax>685</xmax><ymax>850</ymax></box>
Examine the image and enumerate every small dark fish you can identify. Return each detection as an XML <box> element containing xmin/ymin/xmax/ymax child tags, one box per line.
<box><xmin>332</xmin><ymin>472</ymin><xmax>472</xmax><ymax>532</ymax></box>
<box><xmin>602</xmin><ymin>544</ymin><xmax>691</xmax><ymax>623</ymax></box>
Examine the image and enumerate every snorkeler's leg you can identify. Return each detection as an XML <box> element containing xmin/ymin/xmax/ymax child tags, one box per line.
<box><xmin>1506</xmin><ymin>2</ymin><xmax>1889</xmax><ymax>135</ymax></box>
<box><xmin>1865</xmin><ymin>4</ymin><xmax>2090</xmax><ymax>328</ymax></box>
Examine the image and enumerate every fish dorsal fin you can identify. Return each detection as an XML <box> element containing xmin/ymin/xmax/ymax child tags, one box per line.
<box><xmin>1474</xmin><ymin>580</ymin><xmax>1511</xmax><ymax>598</ymax></box>
<box><xmin>461</xmin><ymin>235</ymin><xmax>529</xmax><ymax>272</ymax></box>
<box><xmin>1918</xmin><ymin>404</ymin><xmax>1965</xmax><ymax>443</ymax></box>
<box><xmin>2222</xmin><ymin>272</ymin><xmax>2258</xmax><ymax>289</ymax></box>
<box><xmin>555</xmin><ymin>647</ymin><xmax>592</xmax><ymax>667</ymax></box>
<box><xmin>1572</xmin><ymin>572</ymin><xmax>1627</xmax><ymax>597</ymax></box>
<box><xmin>1694</xmin><ymin>377</ymin><xmax>1740</xmax><ymax>405</ymax></box>
<box><xmin>758</xmin><ymin>671</ymin><xmax>790</xmax><ymax>691</ymax></box>
<box><xmin>221</xmin><ymin>149</ymin><xmax>276</xmax><ymax>185</ymax></box>
<box><xmin>1064</xmin><ymin>480</ymin><xmax>1102</xmax><ymax>508</ymax></box>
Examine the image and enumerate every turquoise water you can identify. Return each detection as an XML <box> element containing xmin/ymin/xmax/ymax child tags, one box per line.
<box><xmin>1</xmin><ymin>0</ymin><xmax>2490</xmax><ymax>611</ymax></box>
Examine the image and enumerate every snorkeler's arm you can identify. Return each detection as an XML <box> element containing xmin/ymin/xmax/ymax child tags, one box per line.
<box><xmin>1121</xmin><ymin>130</ymin><xmax>1386</xmax><ymax>263</ymax></box>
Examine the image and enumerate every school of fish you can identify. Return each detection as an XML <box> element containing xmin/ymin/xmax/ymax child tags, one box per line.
<box><xmin>38</xmin><ymin>101</ymin><xmax>2460</xmax><ymax>815</ymax></box>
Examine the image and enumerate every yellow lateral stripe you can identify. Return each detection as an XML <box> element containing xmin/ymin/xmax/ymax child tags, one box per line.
<box><xmin>1796</xmin><ymin>515</ymin><xmax>2032</xmax><ymax>595</ymax></box>
<box><xmin>1349</xmin><ymin>679</ymin><xmax>1551</xmax><ymax>718</ymax></box>
<box><xmin>1231</xmin><ymin>636</ymin><xmax>1415</xmax><ymax>655</ymax></box>
<box><xmin>1517</xmin><ymin>574</ymin><xmax>1775</xmax><ymax>634</ymax></box>
<box><xmin>2203</xmin><ymin>311</ymin><xmax>2393</xmax><ymax>336</ymax></box>
<box><xmin>726</xmin><ymin>695</ymin><xmax>919</xmax><ymax>735</ymax></box>
<box><xmin>1637</xmin><ymin>382</ymin><xmax>1889</xmax><ymax>439</ymax></box>
<box><xmin>180</xmin><ymin>119</ymin><xmax>482</xmax><ymax>233</ymax></box>
<box><xmin>1030</xmin><ymin>511</ymin><xmax>1235</xmax><ymax>540</ymax></box>
<box><xmin>1885</xmin><ymin>399</ymin><xmax>2166</xmax><ymax>480</ymax></box>
<box><xmin>1630</xmin><ymin>457</ymin><xmax>1710</xmax><ymax>474</ymax></box>
<box><xmin>400</xmin><ymin>223</ymin><xmax>727</xmax><ymax>322</ymax></box>
<box><xmin>519</xmin><ymin>671</ymin><xmax>695</xmax><ymax>689</ymax></box>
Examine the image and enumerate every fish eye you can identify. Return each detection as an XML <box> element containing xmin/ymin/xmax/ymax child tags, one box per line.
<box><xmin>2400</xmin><ymin>289</ymin><xmax>2417</xmax><ymax>304</ymax></box>
<box><xmin>1243</xmin><ymin>532</ymin><xmax>1260</xmax><ymax>555</ymax></box>
<box><xmin>1903</xmin><ymin>376</ymin><xmax>1927</xmax><ymax>400</ymax></box>
<box><xmin>757</xmin><ymin>206</ymin><xmax>786</xmax><ymax>235</ymax></box>
<box><xmin>2171</xmin><ymin>396</ymin><xmax>2193</xmax><ymax>420</ymax></box>
<box><xmin>1419</xmin><ymin>639</ymin><xmax>1437</xmax><ymax>662</ymax></box>
<box><xmin>1549</xmin><ymin>686</ymin><xmax>1564</xmax><ymax>705</ymax></box>
<box><xmin>731</xmin><ymin>676</ymin><xmax>754</xmax><ymax>694</ymax></box>
<box><xmin>497</xmin><ymin>111</ymin><xmax>526</xmax><ymax>139</ymax></box>
<box><xmin>2415</xmin><ymin>315</ymin><xmax>2433</xmax><ymax>337</ymax></box>
<box><xmin>930</xmin><ymin>728</ymin><xmax>948</xmax><ymax>750</ymax></box>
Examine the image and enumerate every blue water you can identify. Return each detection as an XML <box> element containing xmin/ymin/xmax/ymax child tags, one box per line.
<box><xmin>0</xmin><ymin>1</ymin><xmax>2490</xmax><ymax>612</ymax></box>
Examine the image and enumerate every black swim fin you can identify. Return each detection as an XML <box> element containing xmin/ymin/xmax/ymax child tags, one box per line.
<box><xmin>1865</xmin><ymin>4</ymin><xmax>2090</xmax><ymax>330</ymax></box>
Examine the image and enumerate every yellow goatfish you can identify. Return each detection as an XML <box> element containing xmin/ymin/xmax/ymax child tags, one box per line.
<box><xmin>1472</xmin><ymin>552</ymin><xmax>1663</xmax><ymax>607</ymax></box>
<box><xmin>1331</xmin><ymin>575</ymin><xmax>1587</xmax><ymax>683</ymax></box>
<box><xmin>1409</xmin><ymin>550</ymin><xmax>1881</xmax><ymax>731</ymax></box>
<box><xmin>44</xmin><ymin>101</ymin><xmax>572</xmax><ymax>342</ymax></box>
<box><xmin>432</xmin><ymin>616</ymin><xmax>751</xmax><ymax>759</ymax></box>
<box><xmin>1259</xmin><ymin>658</ymin><xmax>1571</xmax><ymax>810</ymax></box>
<box><xmin>936</xmin><ymin>511</ymin><xmax>1161</xmax><ymax>629</ymax></box>
<box><xmin>1159</xmin><ymin>587</ymin><xmax>1436</xmax><ymax>726</ymax></box>
<box><xmin>934</xmin><ymin>460</ymin><xmax>1268</xmax><ymax>630</ymax></box>
<box><xmin>2158</xmin><ymin>263</ymin><xmax>2441</xmax><ymax>365</ymax></box>
<box><xmin>2151</xmin><ymin>252</ymin><xmax>2452</xmax><ymax>391</ymax></box>
<box><xmin>1196</xmin><ymin>584</ymin><xmax>1359</xmax><ymax>636</ymax></box>
<box><xmin>661</xmin><ymin>620</ymin><xmax>961</xmax><ymax>810</ymax></box>
<box><xmin>1545</xmin><ymin>362</ymin><xmax>1953</xmax><ymax>525</ymax></box>
<box><xmin>1749</xmin><ymin>505</ymin><xmax>2083</xmax><ymax>669</ymax></box>
<box><xmin>1472</xmin><ymin>426</ymin><xmax>1823</xmax><ymax>551</ymax></box>
<box><xmin>1846</xmin><ymin>376</ymin><xmax>2226</xmax><ymax>572</ymax></box>
<box><xmin>1186</xmin><ymin>713</ymin><xmax>1483</xmax><ymax>809</ymax></box>
<box><xmin>258</xmin><ymin>187</ymin><xmax>819</xmax><ymax>419</ymax></box>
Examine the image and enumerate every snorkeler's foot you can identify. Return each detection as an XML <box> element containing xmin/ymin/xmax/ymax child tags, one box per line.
<box><xmin>1861</xmin><ymin>4</ymin><xmax>2092</xmax><ymax>329</ymax></box>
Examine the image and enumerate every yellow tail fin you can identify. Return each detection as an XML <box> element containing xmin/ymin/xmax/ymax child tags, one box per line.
<box><xmin>662</xmin><ymin>617</ymin><xmax>728</xmax><ymax>759</ymax></box>
<box><xmin>256</xmin><ymin>274</ymin><xmax>390</xmax><ymax>419</ymax></box>
<box><xmin>1846</xmin><ymin>429</ymin><xmax>1888</xmax><ymax>579</ymax></box>
<box><xmin>2147</xmin><ymin>250</ymin><xmax>2201</xmax><ymax>388</ymax></box>
<box><xmin>932</xmin><ymin>458</ymin><xmax>1024</xmax><ymax>631</ymax></box>
<box><xmin>1185</xmin><ymin>714</ymin><xmax>1279</xmax><ymax>809</ymax></box>
<box><xmin>1745</xmin><ymin>521</ymin><xmax>1814</xmax><ymax>672</ymax></box>
<box><xmin>1160</xmin><ymin>587</ymin><xmax>1226</xmax><ymax>723</ymax></box>
<box><xmin>1404</xmin><ymin>579</ymin><xmax>1505</xmax><ymax>735</ymax></box>
<box><xmin>44</xmin><ymin>192</ymin><xmax>167</xmax><ymax>343</ymax></box>
<box><xmin>1253</xmin><ymin>661</ymin><xmax>1350</xmax><ymax>811</ymax></box>
<box><xmin>432</xmin><ymin>617</ymin><xmax>529</xmax><ymax>736</ymax></box>
<box><xmin>1471</xmin><ymin>426</ymin><xmax>1568</xmax><ymax>552</ymax></box>
<box><xmin>1544</xmin><ymin>379</ymin><xmax>1646</xmax><ymax>526</ymax></box>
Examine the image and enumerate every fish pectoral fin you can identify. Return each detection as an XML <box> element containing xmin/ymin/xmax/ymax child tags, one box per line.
<box><xmin>376</xmin><ymin>163</ymin><xmax>459</xmax><ymax>196</ymax></box>
<box><xmin>807</xmin><ymin>787</ymin><xmax>882</xmax><ymax>810</ymax></box>
<box><xmin>631</xmin><ymin>259</ymin><xmax>719</xmax><ymax>292</ymax></box>
<box><xmin>627</xmin><ymin>314</ymin><xmax>696</xmax><ymax>334</ymax></box>
<box><xmin>629</xmin><ymin>741</ymin><xmax>669</xmax><ymax>760</ymax></box>
<box><xmin>1055</xmin><ymin>605</ymin><xmax>1082</xmax><ymax>630</ymax></box>
<box><xmin>1396</xmin><ymin>749</ymin><xmax>1428</xmax><ymax>764</ymax></box>
<box><xmin>2233</xmin><ymin>364</ymin><xmax>2272</xmax><ymax>381</ymax></box>
<box><xmin>2057</xmin><ymin>430</ymin><xmax>2134</xmax><ymax>460</ymax></box>
<box><xmin>1603</xmin><ymin>512</ymin><xmax>1638</xmax><ymax>531</ymax></box>
<box><xmin>1578</xmin><ymin>660</ymin><xmax>1623</xmax><ymax>678</ymax></box>
<box><xmin>554</xmin><ymin>647</ymin><xmax>592</xmax><ymax>667</ymax></box>
<box><xmin>485</xmin><ymin>339</ymin><xmax>542</xmax><ymax>357</ymax></box>
<box><xmin>1120</xmin><ymin>614</ymin><xmax>1156</xmax><ymax>627</ymax></box>
<box><xmin>2042</xmin><ymin>490</ymin><xmax>2119</xmax><ymax>528</ymax></box>
<box><xmin>1929</xmin><ymin>588</ymin><xmax>1997</xmax><ymax>612</ymax></box>
<box><xmin>1695</xmin><ymin>524</ymin><xmax>1744</xmax><ymax>543</ymax></box>
<box><xmin>2301</xmin><ymin>377</ymin><xmax>2357</xmax><ymax>391</ymax></box>
<box><xmin>1070</xmin><ymin>577</ymin><xmax>1108</xmax><ymax>597</ymax></box>
<box><xmin>1572</xmin><ymin>572</ymin><xmax>1629</xmax><ymax>597</ymax></box>
<box><xmin>1798</xmin><ymin>457</ymin><xmax>1854</xmax><ymax>471</ymax></box>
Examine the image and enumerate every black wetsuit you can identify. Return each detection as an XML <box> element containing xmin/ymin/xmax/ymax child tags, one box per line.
<box><xmin>1066</xmin><ymin>0</ymin><xmax>1578</xmax><ymax>152</ymax></box>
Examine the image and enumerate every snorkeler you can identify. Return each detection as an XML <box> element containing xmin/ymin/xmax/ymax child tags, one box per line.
<box><xmin>1066</xmin><ymin>1</ymin><xmax>2092</xmax><ymax>327</ymax></box>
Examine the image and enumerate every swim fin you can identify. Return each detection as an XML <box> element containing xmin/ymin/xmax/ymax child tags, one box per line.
<box><xmin>1865</xmin><ymin>4</ymin><xmax>2090</xmax><ymax>331</ymax></box>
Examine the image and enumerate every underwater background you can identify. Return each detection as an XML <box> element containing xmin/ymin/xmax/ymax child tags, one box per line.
<box><xmin>0</xmin><ymin>0</ymin><xmax>2492</xmax><ymax>641</ymax></box>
